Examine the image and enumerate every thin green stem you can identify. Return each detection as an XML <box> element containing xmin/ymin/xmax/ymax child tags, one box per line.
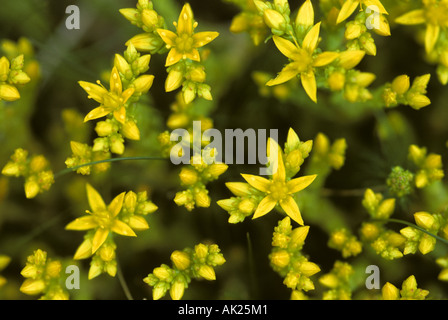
<box><xmin>54</xmin><ymin>156</ymin><xmax>168</xmax><ymax>179</ymax></box>
<box><xmin>116</xmin><ymin>257</ymin><xmax>134</xmax><ymax>300</ymax></box>
<box><xmin>372</xmin><ymin>218</ymin><xmax>448</xmax><ymax>246</ymax></box>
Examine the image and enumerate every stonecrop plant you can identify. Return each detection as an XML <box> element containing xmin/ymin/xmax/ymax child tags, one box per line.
<box><xmin>1</xmin><ymin>0</ymin><xmax>448</xmax><ymax>301</ymax></box>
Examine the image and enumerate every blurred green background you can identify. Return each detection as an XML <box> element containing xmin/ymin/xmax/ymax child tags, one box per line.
<box><xmin>0</xmin><ymin>0</ymin><xmax>448</xmax><ymax>300</ymax></box>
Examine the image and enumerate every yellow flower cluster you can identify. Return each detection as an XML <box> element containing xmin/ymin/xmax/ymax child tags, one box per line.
<box><xmin>123</xmin><ymin>2</ymin><xmax>218</xmax><ymax>104</ymax></box>
<box><xmin>218</xmin><ymin>128</ymin><xmax>315</xmax><ymax>225</ymax></box>
<box><xmin>143</xmin><ymin>243</ymin><xmax>226</xmax><ymax>300</ymax></box>
<box><xmin>319</xmin><ymin>260</ymin><xmax>354</xmax><ymax>300</ymax></box>
<box><xmin>382</xmin><ymin>275</ymin><xmax>429</xmax><ymax>300</ymax></box>
<box><xmin>270</xmin><ymin>217</ymin><xmax>320</xmax><ymax>299</ymax></box>
<box><xmin>0</xmin><ymin>54</ymin><xmax>30</xmax><ymax>102</ymax></box>
<box><xmin>20</xmin><ymin>249</ymin><xmax>69</xmax><ymax>300</ymax></box>
<box><xmin>382</xmin><ymin>74</ymin><xmax>431</xmax><ymax>110</ymax></box>
<box><xmin>66</xmin><ymin>183</ymin><xmax>157</xmax><ymax>279</ymax></box>
<box><xmin>174</xmin><ymin>154</ymin><xmax>228</xmax><ymax>211</ymax></box>
<box><xmin>396</xmin><ymin>0</ymin><xmax>448</xmax><ymax>84</ymax></box>
<box><xmin>2</xmin><ymin>148</ymin><xmax>54</xmax><ymax>199</ymax></box>
<box><xmin>328</xmin><ymin>228</ymin><xmax>362</xmax><ymax>258</ymax></box>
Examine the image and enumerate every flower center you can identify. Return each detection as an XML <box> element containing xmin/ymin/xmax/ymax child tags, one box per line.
<box><xmin>268</xmin><ymin>180</ymin><xmax>289</xmax><ymax>201</ymax></box>
<box><xmin>176</xmin><ymin>33</ymin><xmax>194</xmax><ymax>53</ymax></box>
<box><xmin>94</xmin><ymin>210</ymin><xmax>113</xmax><ymax>229</ymax></box>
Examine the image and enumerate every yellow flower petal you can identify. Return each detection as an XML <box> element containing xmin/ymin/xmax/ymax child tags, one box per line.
<box><xmin>185</xmin><ymin>48</ymin><xmax>201</xmax><ymax>62</ymax></box>
<box><xmin>177</xmin><ymin>3</ymin><xmax>194</xmax><ymax>35</ymax></box>
<box><xmin>65</xmin><ymin>215</ymin><xmax>97</xmax><ymax>231</ymax></box>
<box><xmin>109</xmin><ymin>67</ymin><xmax>122</xmax><ymax>95</ymax></box>
<box><xmin>296</xmin><ymin>0</ymin><xmax>314</xmax><ymax>27</ymax></box>
<box><xmin>313</xmin><ymin>52</ymin><xmax>339</xmax><ymax>67</ymax></box>
<box><xmin>338</xmin><ymin>50</ymin><xmax>365</xmax><ymax>69</ymax></box>
<box><xmin>302</xmin><ymin>22</ymin><xmax>321</xmax><ymax>53</ymax></box>
<box><xmin>301</xmin><ymin>71</ymin><xmax>317</xmax><ymax>103</ymax></box>
<box><xmin>108</xmin><ymin>192</ymin><xmax>125</xmax><ymax>217</ymax></box>
<box><xmin>84</xmin><ymin>106</ymin><xmax>114</xmax><ymax>122</ymax></box>
<box><xmin>157</xmin><ymin>29</ymin><xmax>178</xmax><ymax>47</ymax></box>
<box><xmin>271</xmin><ymin>143</ymin><xmax>286</xmax><ymax>182</ymax></box>
<box><xmin>425</xmin><ymin>23</ymin><xmax>440</xmax><ymax>54</ymax></box>
<box><xmin>113</xmin><ymin>106</ymin><xmax>127</xmax><ymax>124</ymax></box>
<box><xmin>166</xmin><ymin>48</ymin><xmax>183</xmax><ymax>66</ymax></box>
<box><xmin>395</xmin><ymin>9</ymin><xmax>425</xmax><ymax>25</ymax></box>
<box><xmin>241</xmin><ymin>174</ymin><xmax>271</xmax><ymax>193</ymax></box>
<box><xmin>252</xmin><ymin>195</ymin><xmax>277</xmax><ymax>219</ymax></box>
<box><xmin>193</xmin><ymin>31</ymin><xmax>219</xmax><ymax>48</ymax></box>
<box><xmin>129</xmin><ymin>215</ymin><xmax>150</xmax><ymax>231</ymax></box>
<box><xmin>92</xmin><ymin>228</ymin><xmax>109</xmax><ymax>254</ymax></box>
<box><xmin>121</xmin><ymin>87</ymin><xmax>135</xmax><ymax>104</ymax></box>
<box><xmin>287</xmin><ymin>174</ymin><xmax>317</xmax><ymax>193</ymax></box>
<box><xmin>272</xmin><ymin>36</ymin><xmax>301</xmax><ymax>60</ymax></box>
<box><xmin>78</xmin><ymin>81</ymin><xmax>107</xmax><ymax>103</ymax></box>
<box><xmin>337</xmin><ymin>0</ymin><xmax>359</xmax><ymax>24</ymax></box>
<box><xmin>225</xmin><ymin>182</ymin><xmax>255</xmax><ymax>196</ymax></box>
<box><xmin>111</xmin><ymin>220</ymin><xmax>137</xmax><ymax>237</ymax></box>
<box><xmin>86</xmin><ymin>183</ymin><xmax>107</xmax><ymax>213</ymax></box>
<box><xmin>266</xmin><ymin>62</ymin><xmax>300</xmax><ymax>86</ymax></box>
<box><xmin>279</xmin><ymin>195</ymin><xmax>304</xmax><ymax>225</ymax></box>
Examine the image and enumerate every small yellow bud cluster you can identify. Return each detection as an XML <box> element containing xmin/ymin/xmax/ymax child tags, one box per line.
<box><xmin>65</xmin><ymin>141</ymin><xmax>111</xmax><ymax>175</ymax></box>
<box><xmin>217</xmin><ymin>182</ymin><xmax>264</xmax><ymax>223</ymax></box>
<box><xmin>254</xmin><ymin>0</ymin><xmax>291</xmax><ymax>37</ymax></box>
<box><xmin>283</xmin><ymin>128</ymin><xmax>313</xmax><ymax>179</ymax></box>
<box><xmin>1</xmin><ymin>37</ymin><xmax>40</xmax><ymax>82</ymax></box>
<box><xmin>143</xmin><ymin>243</ymin><xmax>225</xmax><ymax>300</ymax></box>
<box><xmin>0</xmin><ymin>54</ymin><xmax>30</xmax><ymax>102</ymax></box>
<box><xmin>269</xmin><ymin>217</ymin><xmax>320</xmax><ymax>298</ymax></box>
<box><xmin>400</xmin><ymin>211</ymin><xmax>445</xmax><ymax>255</ymax></box>
<box><xmin>87</xmin><ymin>239</ymin><xmax>118</xmax><ymax>280</ymax></box>
<box><xmin>310</xmin><ymin>133</ymin><xmax>347</xmax><ymax>178</ymax></box>
<box><xmin>229</xmin><ymin>0</ymin><xmax>268</xmax><ymax>46</ymax></box>
<box><xmin>408</xmin><ymin>144</ymin><xmax>444</xmax><ymax>188</ymax></box>
<box><xmin>2</xmin><ymin>148</ymin><xmax>54</xmax><ymax>199</ymax></box>
<box><xmin>370</xmin><ymin>230</ymin><xmax>406</xmax><ymax>260</ymax></box>
<box><xmin>382</xmin><ymin>74</ymin><xmax>431</xmax><ymax>109</ymax></box>
<box><xmin>121</xmin><ymin>0</ymin><xmax>166</xmax><ymax>54</ymax></box>
<box><xmin>326</xmin><ymin>50</ymin><xmax>372</xmax><ymax>101</ymax></box>
<box><xmin>0</xmin><ymin>255</ymin><xmax>10</xmax><ymax>288</ymax></box>
<box><xmin>319</xmin><ymin>261</ymin><xmax>354</xmax><ymax>300</ymax></box>
<box><xmin>19</xmin><ymin>249</ymin><xmax>69</xmax><ymax>300</ymax></box>
<box><xmin>174</xmin><ymin>154</ymin><xmax>228</xmax><ymax>211</ymax></box>
<box><xmin>119</xmin><ymin>190</ymin><xmax>158</xmax><ymax>230</ymax></box>
<box><xmin>328</xmin><ymin>228</ymin><xmax>362</xmax><ymax>258</ymax></box>
<box><xmin>382</xmin><ymin>275</ymin><xmax>429</xmax><ymax>300</ymax></box>
<box><xmin>345</xmin><ymin>11</ymin><xmax>391</xmax><ymax>56</ymax></box>
<box><xmin>362</xmin><ymin>188</ymin><xmax>395</xmax><ymax>219</ymax></box>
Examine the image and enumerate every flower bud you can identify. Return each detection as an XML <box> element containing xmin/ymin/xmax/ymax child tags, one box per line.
<box><xmin>171</xmin><ymin>250</ymin><xmax>191</xmax><ymax>270</ymax></box>
<box><xmin>24</xmin><ymin>179</ymin><xmax>40</xmax><ymax>199</ymax></box>
<box><xmin>392</xmin><ymin>75</ymin><xmax>410</xmax><ymax>95</ymax></box>
<box><xmin>0</xmin><ymin>84</ymin><xmax>20</xmax><ymax>101</ymax></box>
<box><xmin>20</xmin><ymin>279</ymin><xmax>45</xmax><ymax>296</ymax></box>
<box><xmin>270</xmin><ymin>250</ymin><xmax>290</xmax><ymax>268</ymax></box>
<box><xmin>263</xmin><ymin>9</ymin><xmax>286</xmax><ymax>30</ymax></box>
<box><xmin>122</xmin><ymin>120</ymin><xmax>141</xmax><ymax>140</ymax></box>
<box><xmin>382</xmin><ymin>282</ymin><xmax>399</xmax><ymax>300</ymax></box>
<box><xmin>170</xmin><ymin>280</ymin><xmax>186</xmax><ymax>300</ymax></box>
<box><xmin>141</xmin><ymin>9</ymin><xmax>159</xmax><ymax>29</ymax></box>
<box><xmin>198</xmin><ymin>265</ymin><xmax>216</xmax><ymax>280</ymax></box>
<box><xmin>414</xmin><ymin>212</ymin><xmax>435</xmax><ymax>230</ymax></box>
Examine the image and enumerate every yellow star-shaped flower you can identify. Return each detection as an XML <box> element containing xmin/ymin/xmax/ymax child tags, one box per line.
<box><xmin>79</xmin><ymin>66</ymin><xmax>136</xmax><ymax>124</ymax></box>
<box><xmin>266</xmin><ymin>23</ymin><xmax>339</xmax><ymax>102</ymax></box>
<box><xmin>66</xmin><ymin>184</ymin><xmax>136</xmax><ymax>255</ymax></box>
<box><xmin>396</xmin><ymin>0</ymin><xmax>448</xmax><ymax>54</ymax></box>
<box><xmin>156</xmin><ymin>3</ymin><xmax>219</xmax><ymax>67</ymax></box>
<box><xmin>337</xmin><ymin>0</ymin><xmax>388</xmax><ymax>24</ymax></box>
<box><xmin>241</xmin><ymin>139</ymin><xmax>316</xmax><ymax>225</ymax></box>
